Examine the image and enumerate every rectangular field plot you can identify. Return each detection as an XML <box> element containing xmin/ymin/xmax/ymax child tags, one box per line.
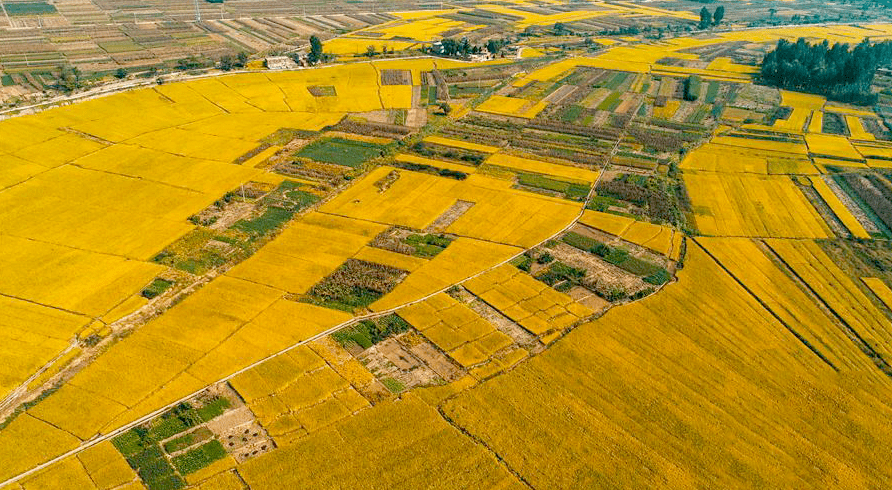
<box><xmin>684</xmin><ymin>172</ymin><xmax>833</xmax><ymax>238</ymax></box>
<box><xmin>320</xmin><ymin>166</ymin><xmax>581</xmax><ymax>246</ymax></box>
<box><xmin>237</xmin><ymin>394</ymin><xmax>523</xmax><ymax>490</ymax></box>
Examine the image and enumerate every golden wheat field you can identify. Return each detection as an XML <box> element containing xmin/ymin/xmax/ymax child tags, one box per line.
<box><xmin>2</xmin><ymin>13</ymin><xmax>892</xmax><ymax>490</ymax></box>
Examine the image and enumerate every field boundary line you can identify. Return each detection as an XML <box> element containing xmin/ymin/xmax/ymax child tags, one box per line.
<box><xmin>694</xmin><ymin>238</ymin><xmax>839</xmax><ymax>371</ymax></box>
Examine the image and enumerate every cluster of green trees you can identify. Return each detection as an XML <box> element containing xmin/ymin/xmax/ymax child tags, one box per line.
<box><xmin>760</xmin><ymin>38</ymin><xmax>892</xmax><ymax>105</ymax></box>
<box><xmin>430</xmin><ymin>37</ymin><xmax>485</xmax><ymax>57</ymax></box>
<box><xmin>219</xmin><ymin>52</ymin><xmax>248</xmax><ymax>71</ymax></box>
<box><xmin>698</xmin><ymin>5</ymin><xmax>724</xmax><ymax>29</ymax></box>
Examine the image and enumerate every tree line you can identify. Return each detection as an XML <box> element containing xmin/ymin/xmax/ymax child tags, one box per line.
<box><xmin>760</xmin><ymin>38</ymin><xmax>892</xmax><ymax>105</ymax></box>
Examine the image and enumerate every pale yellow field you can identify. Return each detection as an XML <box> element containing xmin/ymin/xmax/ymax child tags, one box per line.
<box><xmin>484</xmin><ymin>153</ymin><xmax>599</xmax><ymax>183</ymax></box>
<box><xmin>227</xmin><ymin>212</ymin><xmax>386</xmax><ymax>294</ymax></box>
<box><xmin>463</xmin><ymin>264</ymin><xmax>592</xmax><ymax>336</ymax></box>
<box><xmin>805</xmin><ymin>133</ymin><xmax>865</xmax><ymax>161</ymax></box>
<box><xmin>423</xmin><ymin>136</ymin><xmax>500</xmax><ymax>154</ymax></box>
<box><xmin>444</xmin><ymin>243</ymin><xmax>892</xmax><ymax>487</ymax></box>
<box><xmin>321</xmin><ymin>166</ymin><xmax>581</xmax><ymax>248</ymax></box>
<box><xmin>809</xmin><ymin>176</ymin><xmax>871</xmax><ymax>238</ymax></box>
<box><xmin>398</xmin><ymin>293</ymin><xmax>513</xmax><ymax>368</ymax></box>
<box><xmin>685</xmin><ymin>172</ymin><xmax>832</xmax><ymax>238</ymax></box>
<box><xmin>476</xmin><ymin>95</ymin><xmax>548</xmax><ymax>119</ymax></box>
<box><xmin>862</xmin><ymin>277</ymin><xmax>892</xmax><ymax>311</ymax></box>
<box><xmin>699</xmin><ymin>237</ymin><xmax>882</xmax><ymax>376</ymax></box>
<box><xmin>767</xmin><ymin>239</ymin><xmax>892</xmax><ymax>358</ymax></box>
<box><xmin>371</xmin><ymin>238</ymin><xmax>520</xmax><ymax>311</ymax></box>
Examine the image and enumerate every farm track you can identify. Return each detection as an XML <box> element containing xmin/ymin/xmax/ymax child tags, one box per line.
<box><xmin>0</xmin><ymin>79</ymin><xmax>659</xmax><ymax>489</ymax></box>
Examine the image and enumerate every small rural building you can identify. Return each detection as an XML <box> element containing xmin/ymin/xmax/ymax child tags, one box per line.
<box><xmin>264</xmin><ymin>56</ymin><xmax>291</xmax><ymax>70</ymax></box>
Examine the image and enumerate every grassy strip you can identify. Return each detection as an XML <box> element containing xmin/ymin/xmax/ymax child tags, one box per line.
<box><xmin>704</xmin><ymin>82</ymin><xmax>720</xmax><ymax>104</ymax></box>
<box><xmin>562</xmin><ymin>232</ymin><xmax>666</xmax><ymax>278</ymax></box>
<box><xmin>333</xmin><ymin>315</ymin><xmax>410</xmax><ymax>349</ymax></box>
<box><xmin>597</xmin><ymin>92</ymin><xmax>622</xmax><ymax>111</ymax></box>
<box><xmin>517</xmin><ymin>173</ymin><xmax>590</xmax><ymax>201</ymax></box>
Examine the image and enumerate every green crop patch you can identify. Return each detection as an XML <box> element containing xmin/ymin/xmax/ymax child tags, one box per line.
<box><xmin>304</xmin><ymin>259</ymin><xmax>408</xmax><ymax>312</ymax></box>
<box><xmin>404</xmin><ymin>233</ymin><xmax>453</xmax><ymax>257</ymax></box>
<box><xmin>333</xmin><ymin>314</ymin><xmax>410</xmax><ymax>349</ymax></box>
<box><xmin>295</xmin><ymin>137</ymin><xmax>387</xmax><ymax>168</ymax></box>
<box><xmin>141</xmin><ymin>278</ymin><xmax>174</xmax><ymax>299</ymax></box>
<box><xmin>5</xmin><ymin>2</ymin><xmax>57</xmax><ymax>15</ymax></box>
<box><xmin>163</xmin><ymin>427</ymin><xmax>213</xmax><ymax>454</ymax></box>
<box><xmin>172</xmin><ymin>440</ymin><xmax>227</xmax><ymax>475</ymax></box>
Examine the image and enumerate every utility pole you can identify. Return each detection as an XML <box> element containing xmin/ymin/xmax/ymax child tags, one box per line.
<box><xmin>194</xmin><ymin>0</ymin><xmax>201</xmax><ymax>22</ymax></box>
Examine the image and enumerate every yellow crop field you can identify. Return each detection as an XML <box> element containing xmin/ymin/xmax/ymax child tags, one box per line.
<box><xmin>77</xmin><ymin>440</ymin><xmax>138</xmax><ymax>490</ymax></box>
<box><xmin>699</xmin><ymin>237</ymin><xmax>882</xmax><ymax>376</ymax></box>
<box><xmin>227</xmin><ymin>212</ymin><xmax>386</xmax><ymax>294</ymax></box>
<box><xmin>444</xmin><ymin>244</ymin><xmax>892</xmax><ymax>487</ymax></box>
<box><xmin>484</xmin><ymin>153</ymin><xmax>600</xmax><ymax>182</ymax></box>
<box><xmin>423</xmin><ymin>136</ymin><xmax>500</xmax><ymax>153</ymax></box>
<box><xmin>237</xmin><ymin>394</ymin><xmax>525</xmax><ymax>490</ymax></box>
<box><xmin>371</xmin><ymin>238</ymin><xmax>520</xmax><ymax>311</ymax></box>
<box><xmin>7</xmin><ymin>25</ymin><xmax>892</xmax><ymax>489</ymax></box>
<box><xmin>809</xmin><ymin>176</ymin><xmax>871</xmax><ymax>238</ymax></box>
<box><xmin>579</xmin><ymin>210</ymin><xmax>634</xmax><ymax>236</ymax></box>
<box><xmin>684</xmin><ymin>172</ymin><xmax>832</xmax><ymax>238</ymax></box>
<box><xmin>772</xmin><ymin>107</ymin><xmax>810</xmax><ymax>132</ymax></box>
<box><xmin>805</xmin><ymin>133</ymin><xmax>865</xmax><ymax>161</ymax></box>
<box><xmin>394</xmin><ymin>153</ymin><xmax>477</xmax><ymax>174</ymax></box>
<box><xmin>476</xmin><ymin>95</ymin><xmax>548</xmax><ymax>119</ymax></box>
<box><xmin>399</xmin><ymin>293</ymin><xmax>512</xmax><ymax>368</ymax></box>
<box><xmin>862</xmin><ymin>277</ymin><xmax>892</xmax><ymax>311</ymax></box>
<box><xmin>352</xmin><ymin>246</ymin><xmax>429</xmax><ymax>271</ymax></box>
<box><xmin>0</xmin><ymin>235</ymin><xmax>161</xmax><ymax>316</ymax></box>
<box><xmin>321</xmin><ymin>166</ymin><xmax>580</xmax><ymax>247</ymax></box>
<box><xmin>0</xmin><ymin>296</ymin><xmax>89</xmax><ymax>400</ymax></box>
<box><xmin>767</xmin><ymin>239</ymin><xmax>892</xmax><ymax>358</ymax></box>
<box><xmin>578</xmin><ymin>211</ymin><xmax>679</xmax><ymax>257</ymax></box>
<box><xmin>12</xmin><ymin>275</ymin><xmax>352</xmax><ymax>455</ymax></box>
<box><xmin>854</xmin><ymin>143</ymin><xmax>892</xmax><ymax>161</ymax></box>
<box><xmin>0</xmin><ymin>415</ymin><xmax>80</xmax><ymax>482</ymax></box>
<box><xmin>653</xmin><ymin>100</ymin><xmax>680</xmax><ymax>120</ymax></box>
<box><xmin>18</xmin><ymin>456</ymin><xmax>96</xmax><ymax>490</ymax></box>
<box><xmin>28</xmin><ymin>384</ymin><xmax>128</xmax><ymax>440</ymax></box>
<box><xmin>711</xmin><ymin>134</ymin><xmax>810</xmax><ymax>155</ymax></box>
<box><xmin>185</xmin><ymin>299</ymin><xmax>352</xmax><ymax>384</ymax></box>
<box><xmin>846</xmin><ymin>116</ymin><xmax>876</xmax><ymax>141</ymax></box>
<box><xmin>230</xmin><ymin>345</ymin><xmax>325</xmax><ymax>403</ymax></box>
<box><xmin>807</xmin><ymin>111</ymin><xmax>824</xmax><ymax>133</ymax></box>
<box><xmin>681</xmin><ymin>144</ymin><xmax>769</xmax><ymax>173</ymax></box>
<box><xmin>73</xmin><ymin>144</ymin><xmax>261</xmax><ymax>194</ymax></box>
<box><xmin>12</xmin><ymin>440</ymin><xmax>139</xmax><ymax>490</ymax></box>
<box><xmin>463</xmin><ymin>264</ymin><xmax>592</xmax><ymax>335</ymax></box>
<box><xmin>781</xmin><ymin>90</ymin><xmax>826</xmax><ymax>110</ymax></box>
<box><xmin>324</xmin><ymin>38</ymin><xmax>418</xmax><ymax>55</ymax></box>
<box><xmin>321</xmin><ymin>167</ymin><xmax>465</xmax><ymax>230</ymax></box>
<box><xmin>0</xmin><ymin>165</ymin><xmax>204</xmax><ymax>259</ymax></box>
<box><xmin>824</xmin><ymin>103</ymin><xmax>878</xmax><ymax>117</ymax></box>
